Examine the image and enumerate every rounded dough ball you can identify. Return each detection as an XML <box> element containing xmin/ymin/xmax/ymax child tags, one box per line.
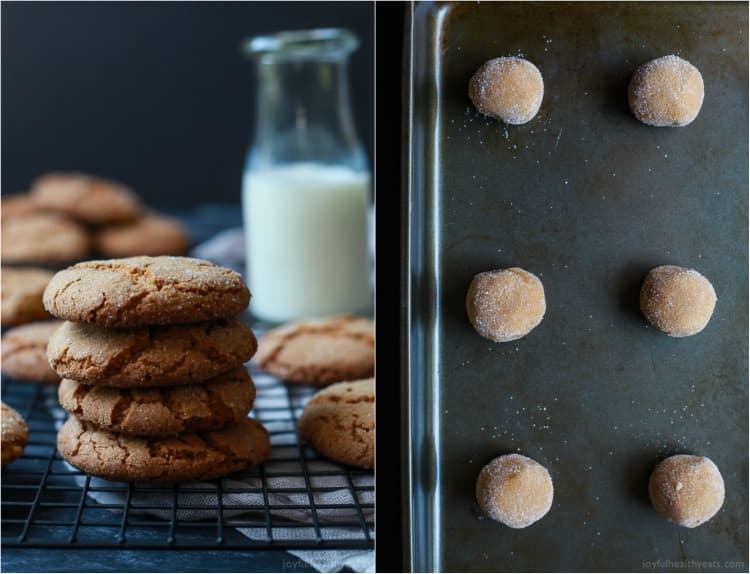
<box><xmin>649</xmin><ymin>454</ymin><xmax>724</xmax><ymax>528</ymax></box>
<box><xmin>466</xmin><ymin>267</ymin><xmax>546</xmax><ymax>342</ymax></box>
<box><xmin>628</xmin><ymin>55</ymin><xmax>704</xmax><ymax>127</ymax></box>
<box><xmin>640</xmin><ymin>265</ymin><xmax>716</xmax><ymax>337</ymax></box>
<box><xmin>476</xmin><ymin>453</ymin><xmax>553</xmax><ymax>528</ymax></box>
<box><xmin>469</xmin><ymin>57</ymin><xmax>544</xmax><ymax>125</ymax></box>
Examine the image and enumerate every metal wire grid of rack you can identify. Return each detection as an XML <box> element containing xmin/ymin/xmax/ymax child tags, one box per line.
<box><xmin>1</xmin><ymin>372</ymin><xmax>374</xmax><ymax>550</ymax></box>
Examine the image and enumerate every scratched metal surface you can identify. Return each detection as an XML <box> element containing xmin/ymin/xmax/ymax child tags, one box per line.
<box><xmin>407</xmin><ymin>2</ymin><xmax>748</xmax><ymax>572</ymax></box>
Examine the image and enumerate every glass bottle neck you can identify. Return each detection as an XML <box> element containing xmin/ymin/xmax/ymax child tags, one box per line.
<box><xmin>249</xmin><ymin>56</ymin><xmax>367</xmax><ymax>171</ymax></box>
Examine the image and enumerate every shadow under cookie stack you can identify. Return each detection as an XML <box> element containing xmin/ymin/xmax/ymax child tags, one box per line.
<box><xmin>43</xmin><ymin>255</ymin><xmax>271</xmax><ymax>483</ymax></box>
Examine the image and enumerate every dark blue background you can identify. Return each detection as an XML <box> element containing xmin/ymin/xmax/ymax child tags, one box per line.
<box><xmin>1</xmin><ymin>1</ymin><xmax>373</xmax><ymax>206</ymax></box>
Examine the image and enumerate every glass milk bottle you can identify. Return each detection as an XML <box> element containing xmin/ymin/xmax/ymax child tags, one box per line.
<box><xmin>241</xmin><ymin>28</ymin><xmax>371</xmax><ymax>323</ymax></box>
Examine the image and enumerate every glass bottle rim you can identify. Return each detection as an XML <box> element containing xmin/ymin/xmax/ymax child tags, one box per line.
<box><xmin>241</xmin><ymin>28</ymin><xmax>359</xmax><ymax>61</ymax></box>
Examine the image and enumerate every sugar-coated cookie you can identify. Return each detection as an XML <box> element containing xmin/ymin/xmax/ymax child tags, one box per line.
<box><xmin>57</xmin><ymin>416</ymin><xmax>271</xmax><ymax>482</ymax></box>
<box><xmin>466</xmin><ymin>267</ymin><xmax>546</xmax><ymax>342</ymax></box>
<box><xmin>476</xmin><ymin>453</ymin><xmax>554</xmax><ymax>528</ymax></box>
<box><xmin>649</xmin><ymin>454</ymin><xmax>724</xmax><ymax>528</ymax></box>
<box><xmin>48</xmin><ymin>318</ymin><xmax>256</xmax><ymax>387</ymax></box>
<box><xmin>1</xmin><ymin>213</ymin><xmax>90</xmax><ymax>264</ymax></box>
<box><xmin>58</xmin><ymin>367</ymin><xmax>255</xmax><ymax>436</ymax></box>
<box><xmin>30</xmin><ymin>172</ymin><xmax>141</xmax><ymax>224</ymax></box>
<box><xmin>1</xmin><ymin>193</ymin><xmax>45</xmax><ymax>221</ymax></box>
<box><xmin>469</xmin><ymin>57</ymin><xmax>544</xmax><ymax>125</ymax></box>
<box><xmin>1</xmin><ymin>267</ymin><xmax>54</xmax><ymax>326</ymax></box>
<box><xmin>95</xmin><ymin>214</ymin><xmax>190</xmax><ymax>257</ymax></box>
<box><xmin>298</xmin><ymin>379</ymin><xmax>374</xmax><ymax>468</ymax></box>
<box><xmin>629</xmin><ymin>55</ymin><xmax>704</xmax><ymax>127</ymax></box>
<box><xmin>640</xmin><ymin>265</ymin><xmax>716</xmax><ymax>337</ymax></box>
<box><xmin>1</xmin><ymin>402</ymin><xmax>28</xmax><ymax>466</ymax></box>
<box><xmin>43</xmin><ymin>256</ymin><xmax>250</xmax><ymax>327</ymax></box>
<box><xmin>255</xmin><ymin>315</ymin><xmax>374</xmax><ymax>385</ymax></box>
<box><xmin>1</xmin><ymin>321</ymin><xmax>62</xmax><ymax>383</ymax></box>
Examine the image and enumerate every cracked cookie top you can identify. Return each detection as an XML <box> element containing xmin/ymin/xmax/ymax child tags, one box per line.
<box><xmin>298</xmin><ymin>378</ymin><xmax>374</xmax><ymax>469</ymax></box>
<box><xmin>57</xmin><ymin>415</ymin><xmax>271</xmax><ymax>482</ymax></box>
<box><xmin>47</xmin><ymin>318</ymin><xmax>256</xmax><ymax>387</ymax></box>
<box><xmin>58</xmin><ymin>367</ymin><xmax>256</xmax><ymax>436</ymax></box>
<box><xmin>254</xmin><ymin>315</ymin><xmax>374</xmax><ymax>386</ymax></box>
<box><xmin>43</xmin><ymin>256</ymin><xmax>250</xmax><ymax>327</ymax></box>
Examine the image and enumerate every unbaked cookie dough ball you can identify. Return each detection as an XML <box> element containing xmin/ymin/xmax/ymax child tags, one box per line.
<box><xmin>628</xmin><ymin>55</ymin><xmax>704</xmax><ymax>127</ymax></box>
<box><xmin>466</xmin><ymin>267</ymin><xmax>546</xmax><ymax>342</ymax></box>
<box><xmin>649</xmin><ymin>454</ymin><xmax>724</xmax><ymax>528</ymax></box>
<box><xmin>476</xmin><ymin>454</ymin><xmax>553</xmax><ymax>528</ymax></box>
<box><xmin>469</xmin><ymin>57</ymin><xmax>544</xmax><ymax>125</ymax></box>
<box><xmin>640</xmin><ymin>265</ymin><xmax>716</xmax><ymax>337</ymax></box>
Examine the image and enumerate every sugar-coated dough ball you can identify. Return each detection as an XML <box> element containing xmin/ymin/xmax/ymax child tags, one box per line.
<box><xmin>466</xmin><ymin>267</ymin><xmax>546</xmax><ymax>342</ymax></box>
<box><xmin>469</xmin><ymin>57</ymin><xmax>544</xmax><ymax>125</ymax></box>
<box><xmin>628</xmin><ymin>55</ymin><xmax>704</xmax><ymax>127</ymax></box>
<box><xmin>649</xmin><ymin>455</ymin><xmax>725</xmax><ymax>528</ymax></box>
<box><xmin>476</xmin><ymin>454</ymin><xmax>553</xmax><ymax>528</ymax></box>
<box><xmin>640</xmin><ymin>265</ymin><xmax>716</xmax><ymax>337</ymax></box>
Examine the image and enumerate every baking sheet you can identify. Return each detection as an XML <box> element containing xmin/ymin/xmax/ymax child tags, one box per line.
<box><xmin>406</xmin><ymin>2</ymin><xmax>748</xmax><ymax>572</ymax></box>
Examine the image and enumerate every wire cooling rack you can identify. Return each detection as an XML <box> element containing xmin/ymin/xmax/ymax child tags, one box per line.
<box><xmin>1</xmin><ymin>369</ymin><xmax>374</xmax><ymax>550</ymax></box>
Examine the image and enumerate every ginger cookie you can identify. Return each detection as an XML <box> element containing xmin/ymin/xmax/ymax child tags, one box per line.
<box><xmin>1</xmin><ymin>321</ymin><xmax>62</xmax><ymax>383</ymax></box>
<box><xmin>30</xmin><ymin>172</ymin><xmax>141</xmax><ymax>224</ymax></box>
<box><xmin>95</xmin><ymin>214</ymin><xmax>190</xmax><ymax>257</ymax></box>
<box><xmin>1</xmin><ymin>267</ymin><xmax>54</xmax><ymax>326</ymax></box>
<box><xmin>1</xmin><ymin>193</ymin><xmax>45</xmax><ymax>221</ymax></box>
<box><xmin>57</xmin><ymin>415</ymin><xmax>270</xmax><ymax>482</ymax></box>
<box><xmin>58</xmin><ymin>367</ymin><xmax>256</xmax><ymax>436</ymax></box>
<box><xmin>466</xmin><ymin>267</ymin><xmax>546</xmax><ymax>343</ymax></box>
<box><xmin>43</xmin><ymin>256</ymin><xmax>250</xmax><ymax>327</ymax></box>
<box><xmin>1</xmin><ymin>213</ymin><xmax>90</xmax><ymax>264</ymax></box>
<box><xmin>649</xmin><ymin>454</ymin><xmax>724</xmax><ymax>528</ymax></box>
<box><xmin>475</xmin><ymin>454</ymin><xmax>554</xmax><ymax>528</ymax></box>
<box><xmin>255</xmin><ymin>315</ymin><xmax>374</xmax><ymax>385</ymax></box>
<box><xmin>640</xmin><ymin>265</ymin><xmax>716</xmax><ymax>337</ymax></box>
<box><xmin>48</xmin><ymin>318</ymin><xmax>256</xmax><ymax>387</ymax></box>
<box><xmin>469</xmin><ymin>57</ymin><xmax>544</xmax><ymax>125</ymax></box>
<box><xmin>2</xmin><ymin>402</ymin><xmax>28</xmax><ymax>466</ymax></box>
<box><xmin>629</xmin><ymin>55</ymin><xmax>704</xmax><ymax>127</ymax></box>
<box><xmin>298</xmin><ymin>378</ymin><xmax>374</xmax><ymax>468</ymax></box>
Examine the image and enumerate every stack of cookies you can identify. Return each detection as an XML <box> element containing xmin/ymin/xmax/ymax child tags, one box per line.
<box><xmin>43</xmin><ymin>255</ymin><xmax>271</xmax><ymax>483</ymax></box>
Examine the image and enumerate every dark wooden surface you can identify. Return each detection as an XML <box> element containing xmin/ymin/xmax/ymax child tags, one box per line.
<box><xmin>2</xmin><ymin>549</ymin><xmax>317</xmax><ymax>573</ymax></box>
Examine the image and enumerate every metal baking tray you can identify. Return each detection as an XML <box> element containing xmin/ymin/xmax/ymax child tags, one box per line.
<box><xmin>405</xmin><ymin>2</ymin><xmax>748</xmax><ymax>571</ymax></box>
